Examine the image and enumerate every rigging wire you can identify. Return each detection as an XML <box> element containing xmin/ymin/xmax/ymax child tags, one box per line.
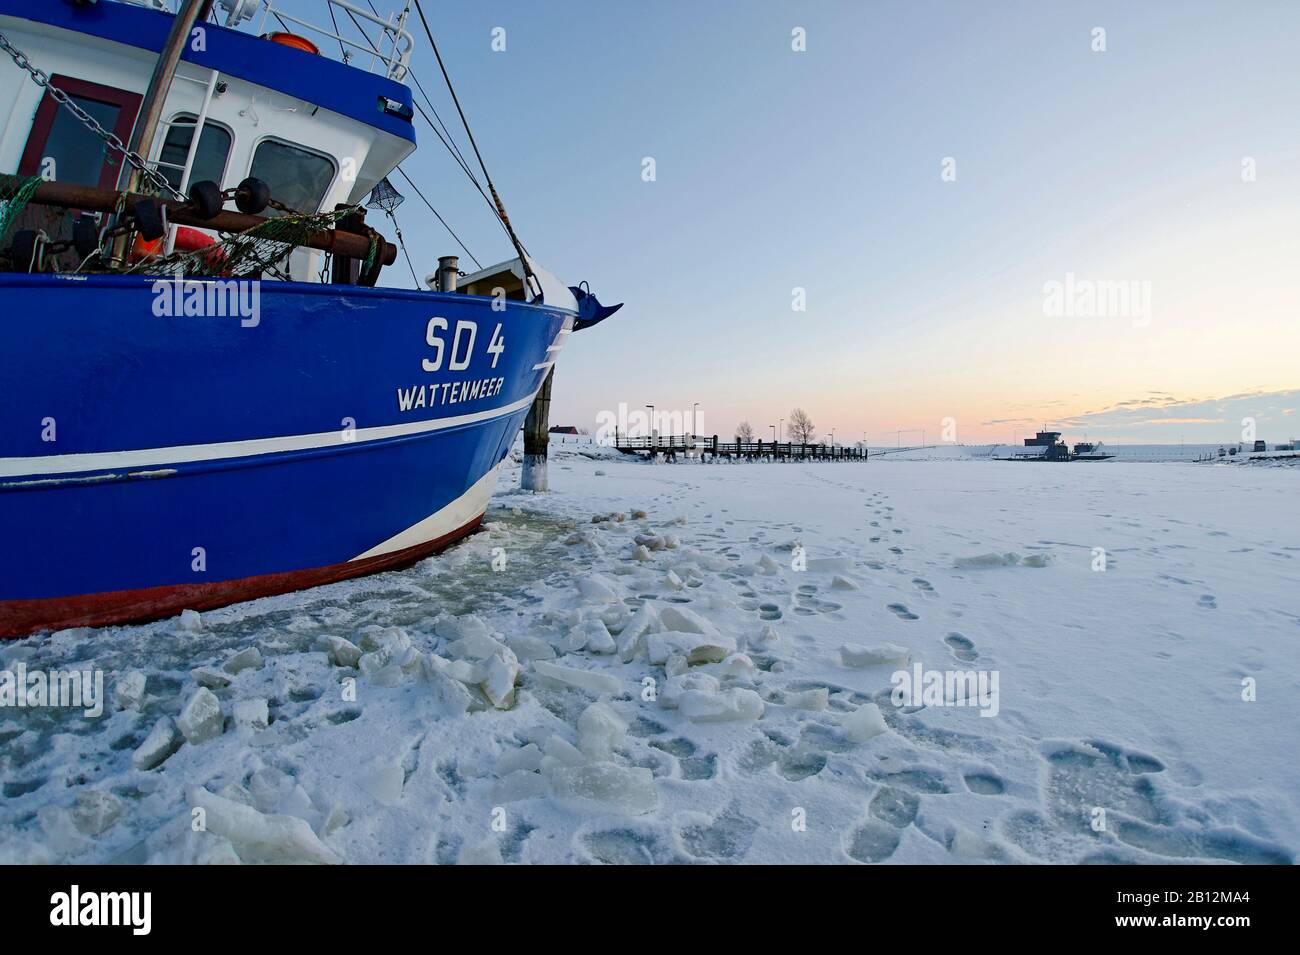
<box><xmin>331</xmin><ymin>3</ymin><xmax>524</xmax><ymax>279</ymax></box>
<box><xmin>338</xmin><ymin>4</ymin><xmax>512</xmax><ymax>241</ymax></box>
<box><xmin>409</xmin><ymin>0</ymin><xmax>537</xmax><ymax>291</ymax></box>
<box><xmin>386</xmin><ymin>208</ymin><xmax>423</xmax><ymax>288</ymax></box>
<box><xmin>394</xmin><ymin>166</ymin><xmax>483</xmax><ymax>270</ymax></box>
<box><xmin>346</xmin><ymin>3</ymin><xmax>509</xmax><ymax>235</ymax></box>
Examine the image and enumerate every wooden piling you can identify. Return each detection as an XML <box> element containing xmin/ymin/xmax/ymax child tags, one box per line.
<box><xmin>521</xmin><ymin>367</ymin><xmax>554</xmax><ymax>491</ymax></box>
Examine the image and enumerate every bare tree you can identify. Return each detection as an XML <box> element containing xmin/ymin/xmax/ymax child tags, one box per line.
<box><xmin>736</xmin><ymin>421</ymin><xmax>755</xmax><ymax>442</ymax></box>
<box><xmin>788</xmin><ymin>408</ymin><xmax>816</xmax><ymax>443</ymax></box>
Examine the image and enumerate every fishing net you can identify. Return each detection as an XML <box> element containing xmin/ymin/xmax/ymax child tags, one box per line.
<box><xmin>0</xmin><ymin>174</ymin><xmax>43</xmax><ymax>244</ymax></box>
<box><xmin>129</xmin><ymin>204</ymin><xmax>377</xmax><ymax>278</ymax></box>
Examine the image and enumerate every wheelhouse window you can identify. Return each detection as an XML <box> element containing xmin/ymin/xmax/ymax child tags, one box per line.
<box><xmin>18</xmin><ymin>76</ymin><xmax>142</xmax><ymax>190</ymax></box>
<box><xmin>248</xmin><ymin>140</ymin><xmax>335</xmax><ymax>215</ymax></box>
<box><xmin>157</xmin><ymin>115</ymin><xmax>233</xmax><ymax>192</ymax></box>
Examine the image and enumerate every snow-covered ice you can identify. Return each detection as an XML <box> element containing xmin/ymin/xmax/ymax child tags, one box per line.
<box><xmin>1</xmin><ymin>444</ymin><xmax>1296</xmax><ymax>864</ymax></box>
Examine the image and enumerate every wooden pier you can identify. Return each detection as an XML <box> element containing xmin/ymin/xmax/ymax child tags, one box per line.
<box><xmin>613</xmin><ymin>434</ymin><xmax>868</xmax><ymax>462</ymax></box>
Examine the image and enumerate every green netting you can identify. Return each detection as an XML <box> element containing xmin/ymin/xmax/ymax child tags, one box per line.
<box><xmin>130</xmin><ymin>205</ymin><xmax>370</xmax><ymax>278</ymax></box>
<box><xmin>0</xmin><ymin>174</ymin><xmax>43</xmax><ymax>243</ymax></box>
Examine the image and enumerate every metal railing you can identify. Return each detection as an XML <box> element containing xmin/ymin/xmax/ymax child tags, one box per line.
<box><xmin>250</xmin><ymin>1</ymin><xmax>413</xmax><ymax>79</ymax></box>
<box><xmin>122</xmin><ymin>1</ymin><xmax>416</xmax><ymax>80</ymax></box>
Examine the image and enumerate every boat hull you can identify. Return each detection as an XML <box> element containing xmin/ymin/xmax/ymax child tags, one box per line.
<box><xmin>0</xmin><ymin>274</ymin><xmax>571</xmax><ymax>637</ymax></box>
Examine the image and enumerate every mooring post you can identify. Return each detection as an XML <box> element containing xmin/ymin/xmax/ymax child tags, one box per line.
<box><xmin>522</xmin><ymin>367</ymin><xmax>554</xmax><ymax>491</ymax></box>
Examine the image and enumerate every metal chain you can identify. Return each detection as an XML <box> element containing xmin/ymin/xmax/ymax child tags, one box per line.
<box><xmin>0</xmin><ymin>29</ymin><xmax>186</xmax><ymax>201</ymax></box>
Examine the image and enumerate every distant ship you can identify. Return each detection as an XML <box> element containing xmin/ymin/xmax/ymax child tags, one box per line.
<box><xmin>996</xmin><ymin>431</ymin><xmax>1114</xmax><ymax>462</ymax></box>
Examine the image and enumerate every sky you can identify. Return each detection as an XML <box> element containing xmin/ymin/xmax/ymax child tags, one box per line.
<box><xmin>279</xmin><ymin>0</ymin><xmax>1300</xmax><ymax>446</ymax></box>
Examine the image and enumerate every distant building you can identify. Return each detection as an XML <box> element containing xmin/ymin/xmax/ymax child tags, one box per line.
<box><xmin>549</xmin><ymin>426</ymin><xmax>580</xmax><ymax>435</ymax></box>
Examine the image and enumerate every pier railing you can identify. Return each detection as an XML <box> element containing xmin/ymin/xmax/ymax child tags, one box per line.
<box><xmin>612</xmin><ymin>434</ymin><xmax>868</xmax><ymax>461</ymax></box>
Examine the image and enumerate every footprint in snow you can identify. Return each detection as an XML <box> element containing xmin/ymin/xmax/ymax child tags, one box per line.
<box><xmin>1197</xmin><ymin>594</ymin><xmax>1217</xmax><ymax>609</ymax></box>
<box><xmin>943</xmin><ymin>632</ymin><xmax>977</xmax><ymax>661</ymax></box>
<box><xmin>846</xmin><ymin>821</ymin><xmax>902</xmax><ymax>863</ymax></box>
<box><xmin>870</xmin><ymin>786</ymin><xmax>920</xmax><ymax>827</ymax></box>
<box><xmin>679</xmin><ymin>807</ymin><xmax>759</xmax><ymax>861</ymax></box>
<box><xmin>963</xmin><ymin>772</ymin><xmax>1005</xmax><ymax>795</ymax></box>
<box><xmin>887</xmin><ymin>603</ymin><xmax>919</xmax><ymax>621</ymax></box>
<box><xmin>582</xmin><ymin>828</ymin><xmax>680</xmax><ymax>865</ymax></box>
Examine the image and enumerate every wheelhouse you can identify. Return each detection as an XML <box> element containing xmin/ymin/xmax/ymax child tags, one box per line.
<box><xmin>0</xmin><ymin>0</ymin><xmax>417</xmax><ymax>281</ymax></box>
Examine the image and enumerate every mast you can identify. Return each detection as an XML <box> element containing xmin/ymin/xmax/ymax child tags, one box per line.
<box><xmin>115</xmin><ymin>0</ymin><xmax>208</xmax><ymax>194</ymax></box>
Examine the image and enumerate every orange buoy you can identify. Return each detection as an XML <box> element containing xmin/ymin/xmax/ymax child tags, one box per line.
<box><xmin>266</xmin><ymin>32</ymin><xmax>320</xmax><ymax>55</ymax></box>
<box><xmin>172</xmin><ymin>227</ymin><xmax>215</xmax><ymax>253</ymax></box>
<box><xmin>130</xmin><ymin>235</ymin><xmax>163</xmax><ymax>262</ymax></box>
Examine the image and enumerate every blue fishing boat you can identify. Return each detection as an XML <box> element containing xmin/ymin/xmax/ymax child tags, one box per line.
<box><xmin>0</xmin><ymin>0</ymin><xmax>617</xmax><ymax>636</ymax></box>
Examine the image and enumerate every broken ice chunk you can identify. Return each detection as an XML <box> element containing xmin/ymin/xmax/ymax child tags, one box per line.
<box><xmin>187</xmin><ymin>788</ymin><xmax>341</xmax><ymax>864</ymax></box>
<box><xmin>576</xmin><ymin>575</ymin><xmax>620</xmax><ymax>604</ymax></box>
<box><xmin>840</xmin><ymin>642</ymin><xmax>909</xmax><ymax>667</ymax></box>
<box><xmin>577</xmin><ymin>701</ymin><xmax>628</xmax><ymax>760</ymax></box>
<box><xmin>223</xmin><ymin>646</ymin><xmax>263</xmax><ymax>674</ymax></box>
<box><xmin>178</xmin><ymin>687</ymin><xmax>224</xmax><ymax>744</ymax></box>
<box><xmin>113</xmin><ymin>670</ymin><xmax>147</xmax><ymax>710</ymax></box>
<box><xmin>550</xmin><ymin>763</ymin><xmax>658</xmax><ymax>815</ymax></box>
<box><xmin>446</xmin><ymin>630</ymin><xmax>510</xmax><ymax>661</ymax></box>
<box><xmin>677</xmin><ymin>688</ymin><xmax>764</xmax><ymax>723</ymax></box>
<box><xmin>506</xmin><ymin>634</ymin><xmax>556</xmax><ymax>661</ymax></box>
<box><xmin>657</xmin><ymin>605</ymin><xmax>718</xmax><ymax>636</ymax></box>
<box><xmin>840</xmin><ymin>702</ymin><xmax>889</xmax><ymax>742</ymax></box>
<box><xmin>433</xmin><ymin>613</ymin><xmax>491</xmax><ymax>641</ymax></box>
<box><xmin>542</xmin><ymin>733</ymin><xmax>588</xmax><ymax>769</ymax></box>
<box><xmin>190</xmin><ymin>666</ymin><xmax>232</xmax><ymax>690</ymax></box>
<box><xmin>581</xmin><ymin>619</ymin><xmax>616</xmax><ymax>654</ymax></box>
<box><xmin>645</xmin><ymin>631</ymin><xmax>737</xmax><ymax>666</ymax></box>
<box><xmin>831</xmin><ymin>575</ymin><xmax>860</xmax><ymax>591</ymax></box>
<box><xmin>132</xmin><ymin>717</ymin><xmax>183</xmax><ymax>771</ymax></box>
<box><xmin>316</xmin><ymin>635</ymin><xmax>362</xmax><ymax>668</ymax></box>
<box><xmin>423</xmin><ymin>666</ymin><xmax>478</xmax><ymax>715</ymax></box>
<box><xmin>616</xmin><ymin>604</ymin><xmax>661</xmax><ymax>662</ymax></box>
<box><xmin>707</xmin><ymin>653</ymin><xmax>758</xmax><ymax>679</ymax></box>
<box><xmin>953</xmin><ymin>552</ymin><xmax>1020</xmax><ymax>569</ymax></box>
<box><xmin>660</xmin><ymin>672</ymin><xmax>721</xmax><ymax>709</ymax></box>
<box><xmin>72</xmin><ymin>790</ymin><xmax>122</xmax><ymax>836</ymax></box>
<box><xmin>480</xmin><ymin>650</ymin><xmax>520</xmax><ymax>709</ymax></box>
<box><xmin>532</xmin><ymin>660</ymin><xmax>622</xmax><ymax>696</ymax></box>
<box><xmin>783</xmin><ymin>687</ymin><xmax>829</xmax><ymax>711</ymax></box>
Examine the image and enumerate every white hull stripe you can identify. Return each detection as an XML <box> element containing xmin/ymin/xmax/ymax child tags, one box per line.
<box><xmin>350</xmin><ymin>460</ymin><xmax>504</xmax><ymax>561</ymax></box>
<box><xmin>0</xmin><ymin>393</ymin><xmax>538</xmax><ymax>479</ymax></box>
<box><xmin>531</xmin><ymin>321</ymin><xmax>573</xmax><ymax>371</ymax></box>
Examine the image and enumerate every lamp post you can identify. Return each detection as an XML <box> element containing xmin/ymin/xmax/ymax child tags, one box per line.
<box><xmin>693</xmin><ymin>402</ymin><xmax>700</xmax><ymax>438</ymax></box>
<box><xmin>779</xmin><ymin>418</ymin><xmax>784</xmax><ymax>443</ymax></box>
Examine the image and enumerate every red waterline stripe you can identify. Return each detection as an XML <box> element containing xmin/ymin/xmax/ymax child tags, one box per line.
<box><xmin>0</xmin><ymin>516</ymin><xmax>483</xmax><ymax>639</ymax></box>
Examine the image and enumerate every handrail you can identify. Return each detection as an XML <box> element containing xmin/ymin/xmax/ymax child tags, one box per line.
<box><xmin>250</xmin><ymin>1</ymin><xmax>413</xmax><ymax>80</ymax></box>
